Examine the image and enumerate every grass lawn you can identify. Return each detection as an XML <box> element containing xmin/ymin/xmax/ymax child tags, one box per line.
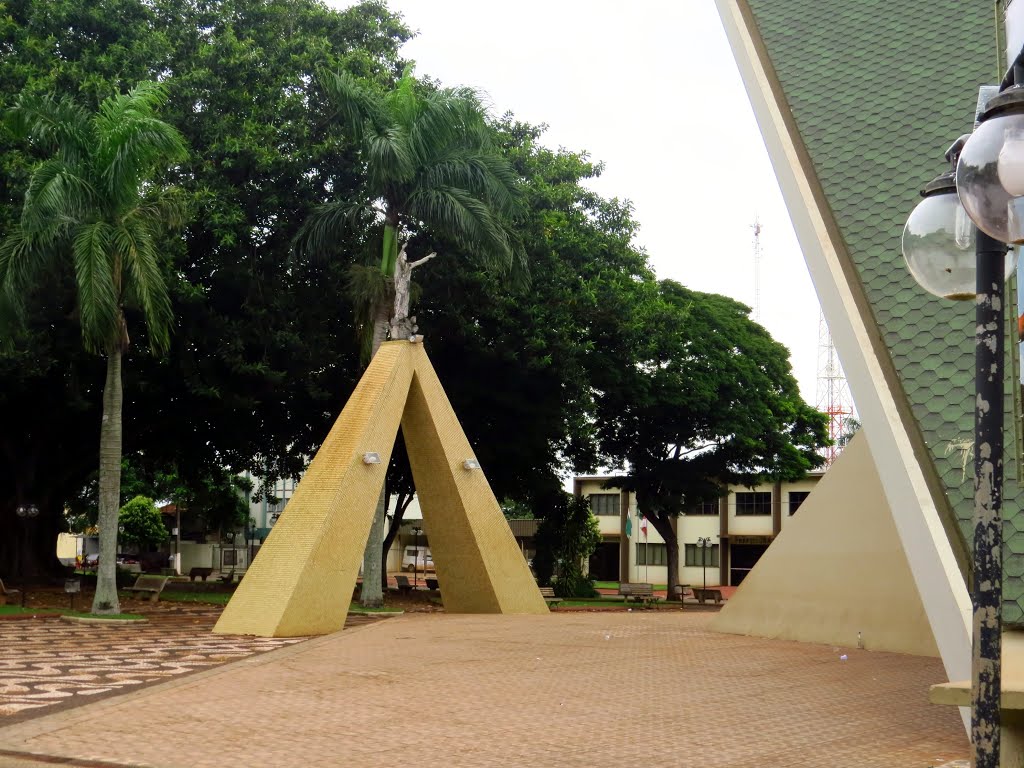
<box><xmin>557</xmin><ymin>598</ymin><xmax>631</xmax><ymax>607</ymax></box>
<box><xmin>0</xmin><ymin>605</ymin><xmax>144</xmax><ymax>620</ymax></box>
<box><xmin>591</xmin><ymin>581</ymin><xmax>668</xmax><ymax>590</ymax></box>
<box><xmin>159</xmin><ymin>590</ymin><xmax>232</xmax><ymax>605</ymax></box>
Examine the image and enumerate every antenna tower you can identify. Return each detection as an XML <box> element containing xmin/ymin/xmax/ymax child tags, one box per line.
<box><xmin>751</xmin><ymin>217</ymin><xmax>762</xmax><ymax>321</ymax></box>
<box><xmin>816</xmin><ymin>312</ymin><xmax>855</xmax><ymax>466</ymax></box>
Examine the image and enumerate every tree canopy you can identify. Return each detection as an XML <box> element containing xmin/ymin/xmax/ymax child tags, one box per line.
<box><xmin>597</xmin><ymin>280</ymin><xmax>829</xmax><ymax>592</ymax></box>
<box><xmin>0</xmin><ymin>0</ymin><xmax>827</xmax><ymax>596</ymax></box>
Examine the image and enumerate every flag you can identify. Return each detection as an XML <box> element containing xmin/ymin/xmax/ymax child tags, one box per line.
<box><xmin>640</xmin><ymin>514</ymin><xmax>648</xmax><ymax>537</ymax></box>
<box><xmin>625</xmin><ymin>516</ymin><xmax>632</xmax><ymax>538</ymax></box>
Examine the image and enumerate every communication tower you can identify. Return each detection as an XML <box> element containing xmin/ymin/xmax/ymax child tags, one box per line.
<box><xmin>816</xmin><ymin>312</ymin><xmax>856</xmax><ymax>465</ymax></box>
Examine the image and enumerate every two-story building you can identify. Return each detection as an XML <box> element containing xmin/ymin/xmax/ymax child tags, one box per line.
<box><xmin>575</xmin><ymin>472</ymin><xmax>824</xmax><ymax>587</ymax></box>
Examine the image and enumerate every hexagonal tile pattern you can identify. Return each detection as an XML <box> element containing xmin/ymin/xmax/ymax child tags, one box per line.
<box><xmin>745</xmin><ymin>0</ymin><xmax>1024</xmax><ymax>621</ymax></box>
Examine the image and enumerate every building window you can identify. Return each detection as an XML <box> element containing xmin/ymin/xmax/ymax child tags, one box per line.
<box><xmin>636</xmin><ymin>543</ymin><xmax>668</xmax><ymax>566</ymax></box>
<box><xmin>735</xmin><ymin>491</ymin><xmax>772</xmax><ymax>516</ymax></box>
<box><xmin>686</xmin><ymin>500</ymin><xmax>719</xmax><ymax>515</ymax></box>
<box><xmin>788</xmin><ymin>491</ymin><xmax>810</xmax><ymax>515</ymax></box>
<box><xmin>684</xmin><ymin>544</ymin><xmax>719</xmax><ymax>567</ymax></box>
<box><xmin>222</xmin><ymin>549</ymin><xmax>239</xmax><ymax>567</ymax></box>
<box><xmin>589</xmin><ymin>493</ymin><xmax>620</xmax><ymax>516</ymax></box>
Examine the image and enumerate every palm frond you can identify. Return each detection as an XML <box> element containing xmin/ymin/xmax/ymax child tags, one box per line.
<box><xmin>21</xmin><ymin>158</ymin><xmax>95</xmax><ymax>236</ymax></box>
<box><xmin>6</xmin><ymin>92</ymin><xmax>91</xmax><ymax>163</ymax></box>
<box><xmin>317</xmin><ymin>68</ymin><xmax>387</xmax><ymax>143</ymax></box>
<box><xmin>96</xmin><ymin>118</ymin><xmax>188</xmax><ymax>205</ymax></box>
<box><xmin>114</xmin><ymin>221</ymin><xmax>173</xmax><ymax>354</ymax></box>
<box><xmin>406</xmin><ymin>185</ymin><xmax>515</xmax><ymax>270</ymax></box>
<box><xmin>419</xmin><ymin>151</ymin><xmax>521</xmax><ymax>219</ymax></box>
<box><xmin>293</xmin><ymin>200</ymin><xmax>376</xmax><ymax>259</ymax></box>
<box><xmin>345</xmin><ymin>263</ymin><xmax>391</xmax><ymax>363</ymax></box>
<box><xmin>72</xmin><ymin>222</ymin><xmax>121</xmax><ymax>354</ymax></box>
<box><xmin>0</xmin><ymin>226</ymin><xmax>52</xmax><ymax>321</ymax></box>
<box><xmin>365</xmin><ymin>124</ymin><xmax>414</xmax><ymax>188</ymax></box>
<box><xmin>124</xmin><ymin>186</ymin><xmax>190</xmax><ymax>232</ymax></box>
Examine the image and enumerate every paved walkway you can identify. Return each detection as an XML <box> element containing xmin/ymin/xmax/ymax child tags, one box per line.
<box><xmin>0</xmin><ymin>612</ymin><xmax>965</xmax><ymax>767</ymax></box>
<box><xmin>0</xmin><ymin>609</ymin><xmax>382</xmax><ymax>723</ymax></box>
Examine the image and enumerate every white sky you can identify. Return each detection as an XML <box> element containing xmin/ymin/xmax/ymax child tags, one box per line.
<box><xmin>333</xmin><ymin>0</ymin><xmax>823</xmax><ymax>404</ymax></box>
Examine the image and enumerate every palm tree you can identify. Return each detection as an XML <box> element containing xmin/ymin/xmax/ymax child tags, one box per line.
<box><xmin>0</xmin><ymin>83</ymin><xmax>188</xmax><ymax>614</ymax></box>
<box><xmin>296</xmin><ymin>66</ymin><xmax>523</xmax><ymax>606</ymax></box>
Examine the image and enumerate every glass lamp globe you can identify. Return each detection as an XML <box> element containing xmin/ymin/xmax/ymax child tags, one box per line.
<box><xmin>904</xmin><ymin>174</ymin><xmax>977</xmax><ymax>300</ymax></box>
<box><xmin>957</xmin><ymin>87</ymin><xmax>1024</xmax><ymax>244</ymax></box>
<box><xmin>903</xmin><ymin>173</ymin><xmax>1018</xmax><ymax>300</ymax></box>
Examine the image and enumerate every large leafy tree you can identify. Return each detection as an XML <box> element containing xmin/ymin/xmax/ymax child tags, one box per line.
<box><xmin>296</xmin><ymin>65</ymin><xmax>523</xmax><ymax>606</ymax></box>
<box><xmin>0</xmin><ymin>0</ymin><xmax>411</xmax><ymax>579</ymax></box>
<box><xmin>0</xmin><ymin>83</ymin><xmax>188</xmax><ymax>613</ymax></box>
<box><xmin>0</xmin><ymin>0</ymin><xmax>176</xmax><ymax>581</ymax></box>
<box><xmin>599</xmin><ymin>280</ymin><xmax>829</xmax><ymax>595</ymax></box>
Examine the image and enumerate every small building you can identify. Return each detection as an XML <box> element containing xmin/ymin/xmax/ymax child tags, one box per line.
<box><xmin>574</xmin><ymin>472</ymin><xmax>824</xmax><ymax>587</ymax></box>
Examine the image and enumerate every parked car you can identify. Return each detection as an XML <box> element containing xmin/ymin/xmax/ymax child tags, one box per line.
<box><xmin>401</xmin><ymin>546</ymin><xmax>434</xmax><ymax>572</ymax></box>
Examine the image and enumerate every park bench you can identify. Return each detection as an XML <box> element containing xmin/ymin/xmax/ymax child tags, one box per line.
<box><xmin>538</xmin><ymin>586</ymin><xmax>562</xmax><ymax>606</ymax></box>
<box><xmin>692</xmin><ymin>587</ymin><xmax>724</xmax><ymax>605</ymax></box>
<box><xmin>217</xmin><ymin>570</ymin><xmax>236</xmax><ymax>583</ymax></box>
<box><xmin>425</xmin><ymin>577</ymin><xmax>439</xmax><ymax>590</ymax></box>
<box><xmin>619</xmin><ymin>583</ymin><xmax>659</xmax><ymax>607</ymax></box>
<box><xmin>189</xmin><ymin>567</ymin><xmax>213</xmax><ymax>582</ymax></box>
<box><xmin>123</xmin><ymin>574</ymin><xmax>168</xmax><ymax>603</ymax></box>
<box><xmin>394</xmin><ymin>575</ymin><xmax>414</xmax><ymax>594</ymax></box>
<box><xmin>0</xmin><ymin>578</ymin><xmax>21</xmax><ymax>606</ymax></box>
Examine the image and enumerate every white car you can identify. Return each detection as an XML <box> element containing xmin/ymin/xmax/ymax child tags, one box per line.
<box><xmin>401</xmin><ymin>546</ymin><xmax>434</xmax><ymax>572</ymax></box>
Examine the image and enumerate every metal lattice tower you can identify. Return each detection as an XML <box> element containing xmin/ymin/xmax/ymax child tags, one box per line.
<box><xmin>816</xmin><ymin>311</ymin><xmax>855</xmax><ymax>465</ymax></box>
<box><xmin>751</xmin><ymin>217</ymin><xmax>762</xmax><ymax>321</ymax></box>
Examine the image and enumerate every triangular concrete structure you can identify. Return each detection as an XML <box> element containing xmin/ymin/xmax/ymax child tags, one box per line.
<box><xmin>214</xmin><ymin>340</ymin><xmax>547</xmax><ymax>638</ymax></box>
<box><xmin>710</xmin><ymin>432</ymin><xmax>938</xmax><ymax>656</ymax></box>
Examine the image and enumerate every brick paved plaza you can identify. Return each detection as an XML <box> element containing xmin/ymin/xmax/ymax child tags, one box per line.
<box><xmin>0</xmin><ymin>611</ymin><xmax>967</xmax><ymax>767</ymax></box>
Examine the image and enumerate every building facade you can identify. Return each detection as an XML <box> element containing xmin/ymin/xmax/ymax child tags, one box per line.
<box><xmin>575</xmin><ymin>473</ymin><xmax>823</xmax><ymax>587</ymax></box>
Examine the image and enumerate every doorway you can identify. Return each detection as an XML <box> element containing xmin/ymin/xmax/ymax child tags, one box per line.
<box><xmin>588</xmin><ymin>540</ymin><xmax>620</xmax><ymax>582</ymax></box>
<box><xmin>729</xmin><ymin>543</ymin><xmax>769</xmax><ymax>586</ymax></box>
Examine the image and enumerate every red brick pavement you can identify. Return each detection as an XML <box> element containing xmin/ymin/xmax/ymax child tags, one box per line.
<box><xmin>0</xmin><ymin>612</ymin><xmax>966</xmax><ymax>768</ymax></box>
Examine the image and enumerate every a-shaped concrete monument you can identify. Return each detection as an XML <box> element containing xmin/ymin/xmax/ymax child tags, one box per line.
<box><xmin>214</xmin><ymin>339</ymin><xmax>547</xmax><ymax>638</ymax></box>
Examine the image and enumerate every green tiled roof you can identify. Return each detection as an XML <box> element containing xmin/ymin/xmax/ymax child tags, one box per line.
<box><xmin>743</xmin><ymin>0</ymin><xmax>1024</xmax><ymax>622</ymax></box>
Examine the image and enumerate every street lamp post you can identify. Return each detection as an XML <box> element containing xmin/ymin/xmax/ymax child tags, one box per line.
<box><xmin>697</xmin><ymin>536</ymin><xmax>711</xmax><ymax>593</ymax></box>
<box><xmin>412</xmin><ymin>526</ymin><xmax>423</xmax><ymax>590</ymax></box>
<box><xmin>902</xmin><ymin>61</ymin><xmax>1024</xmax><ymax>767</ymax></box>
<box><xmin>15</xmin><ymin>503</ymin><xmax>39</xmax><ymax>608</ymax></box>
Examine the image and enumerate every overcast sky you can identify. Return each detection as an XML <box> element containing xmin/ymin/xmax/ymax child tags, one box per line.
<box><xmin>332</xmin><ymin>0</ymin><xmax>825</xmax><ymax>405</ymax></box>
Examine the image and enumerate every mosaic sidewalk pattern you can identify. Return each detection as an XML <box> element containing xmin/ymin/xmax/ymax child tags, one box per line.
<box><xmin>0</xmin><ymin>613</ymin><xmax>303</xmax><ymax>720</ymax></box>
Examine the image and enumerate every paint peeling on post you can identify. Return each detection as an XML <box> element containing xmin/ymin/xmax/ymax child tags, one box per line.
<box><xmin>972</xmin><ymin>229</ymin><xmax>1005</xmax><ymax>768</ymax></box>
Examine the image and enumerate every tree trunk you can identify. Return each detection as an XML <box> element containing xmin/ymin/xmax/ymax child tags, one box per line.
<box><xmin>358</xmin><ymin>297</ymin><xmax>392</xmax><ymax>609</ymax></box>
<box><xmin>648</xmin><ymin>513</ymin><xmax>680</xmax><ymax>595</ymax></box>
<box><xmin>381</xmin><ymin>490</ymin><xmax>413</xmax><ymax>590</ymax></box>
<box><xmin>92</xmin><ymin>349</ymin><xmax>123</xmax><ymax>615</ymax></box>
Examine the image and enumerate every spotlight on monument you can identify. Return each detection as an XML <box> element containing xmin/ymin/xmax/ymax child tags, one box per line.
<box><xmin>362</xmin><ymin>452</ymin><xmax>381</xmax><ymax>465</ymax></box>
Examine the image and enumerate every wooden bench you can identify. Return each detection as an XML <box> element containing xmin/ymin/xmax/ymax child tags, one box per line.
<box><xmin>394</xmin><ymin>575</ymin><xmax>414</xmax><ymax>594</ymax></box>
<box><xmin>425</xmin><ymin>577</ymin><xmax>439</xmax><ymax>590</ymax></box>
<box><xmin>0</xmin><ymin>578</ymin><xmax>21</xmax><ymax>606</ymax></box>
<box><xmin>189</xmin><ymin>567</ymin><xmax>213</xmax><ymax>582</ymax></box>
<box><xmin>217</xmin><ymin>570</ymin><xmax>236</xmax><ymax>583</ymax></box>
<box><xmin>538</xmin><ymin>586</ymin><xmax>562</xmax><ymax>606</ymax></box>
<box><xmin>693</xmin><ymin>587</ymin><xmax>724</xmax><ymax>605</ymax></box>
<box><xmin>123</xmin><ymin>575</ymin><xmax>168</xmax><ymax>603</ymax></box>
<box><xmin>619</xmin><ymin>583</ymin><xmax>659</xmax><ymax>606</ymax></box>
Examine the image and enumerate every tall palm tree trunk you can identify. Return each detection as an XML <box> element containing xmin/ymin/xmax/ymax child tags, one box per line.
<box><xmin>92</xmin><ymin>349</ymin><xmax>123</xmax><ymax>614</ymax></box>
<box><xmin>359</xmin><ymin>298</ymin><xmax>392</xmax><ymax>608</ymax></box>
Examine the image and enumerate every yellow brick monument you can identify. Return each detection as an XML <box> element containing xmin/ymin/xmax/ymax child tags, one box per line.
<box><xmin>214</xmin><ymin>339</ymin><xmax>547</xmax><ymax>637</ymax></box>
